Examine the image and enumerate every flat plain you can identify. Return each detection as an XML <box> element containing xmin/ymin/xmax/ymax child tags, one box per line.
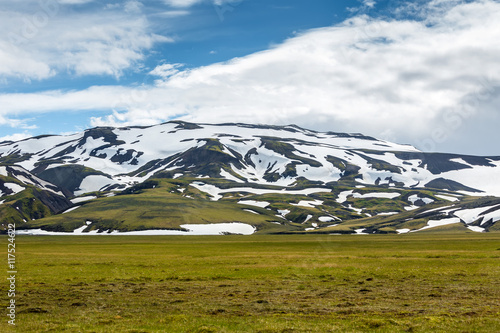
<box><xmin>2</xmin><ymin>233</ymin><xmax>500</xmax><ymax>332</ymax></box>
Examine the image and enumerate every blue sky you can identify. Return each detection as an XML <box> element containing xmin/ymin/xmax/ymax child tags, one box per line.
<box><xmin>1</xmin><ymin>0</ymin><xmax>500</xmax><ymax>155</ymax></box>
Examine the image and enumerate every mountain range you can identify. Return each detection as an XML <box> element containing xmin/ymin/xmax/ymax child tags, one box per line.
<box><xmin>1</xmin><ymin>121</ymin><xmax>500</xmax><ymax>234</ymax></box>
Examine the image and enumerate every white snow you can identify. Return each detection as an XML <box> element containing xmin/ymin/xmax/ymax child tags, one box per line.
<box><xmin>353</xmin><ymin>192</ymin><xmax>401</xmax><ymax>199</ymax></box>
<box><xmin>4</xmin><ymin>183</ymin><xmax>25</xmax><ymax>194</ymax></box>
<box><xmin>0</xmin><ymin>166</ymin><xmax>7</xmax><ymax>177</ymax></box>
<box><xmin>404</xmin><ymin>205</ymin><xmax>419</xmax><ymax>211</ymax></box>
<box><xmin>378</xmin><ymin>212</ymin><xmax>399</xmax><ymax>216</ymax></box>
<box><xmin>62</xmin><ymin>206</ymin><xmax>80</xmax><ymax>214</ymax></box>
<box><xmin>220</xmin><ymin>168</ymin><xmax>244</xmax><ymax>183</ymax></box>
<box><xmin>304</xmin><ymin>214</ymin><xmax>313</xmax><ymax>223</ymax></box>
<box><xmin>435</xmin><ymin>194</ymin><xmax>459</xmax><ymax>202</ymax></box>
<box><xmin>71</xmin><ymin>196</ymin><xmax>97</xmax><ymax>204</ymax></box>
<box><xmin>243</xmin><ymin>209</ymin><xmax>260</xmax><ymax>214</ymax></box>
<box><xmin>348</xmin><ymin>204</ymin><xmax>364</xmax><ymax>214</ymax></box>
<box><xmin>318</xmin><ymin>216</ymin><xmax>335</xmax><ymax>222</ymax></box>
<box><xmin>190</xmin><ymin>182</ymin><xmax>331</xmax><ymax>200</ymax></box>
<box><xmin>291</xmin><ymin>199</ymin><xmax>323</xmax><ymax>208</ymax></box>
<box><xmin>412</xmin><ymin>217</ymin><xmax>461</xmax><ymax>232</ymax></box>
<box><xmin>419</xmin><ymin>205</ymin><xmax>455</xmax><ymax>215</ymax></box>
<box><xmin>74</xmin><ymin>175</ymin><xmax>115</xmax><ymax>196</ymax></box>
<box><xmin>277</xmin><ymin>209</ymin><xmax>290</xmax><ymax>217</ymax></box>
<box><xmin>238</xmin><ymin>200</ymin><xmax>270</xmax><ymax>208</ymax></box>
<box><xmin>336</xmin><ymin>190</ymin><xmax>353</xmax><ymax>203</ymax></box>
<box><xmin>480</xmin><ymin>208</ymin><xmax>500</xmax><ymax>226</ymax></box>
<box><xmin>467</xmin><ymin>226</ymin><xmax>485</xmax><ymax>232</ymax></box>
<box><xmin>355</xmin><ymin>228</ymin><xmax>369</xmax><ymax>235</ymax></box>
<box><xmin>3</xmin><ymin>122</ymin><xmax>500</xmax><ymax>199</ymax></box>
<box><xmin>17</xmin><ymin>222</ymin><xmax>257</xmax><ymax>236</ymax></box>
<box><xmin>189</xmin><ymin>182</ymin><xmax>223</xmax><ymax>201</ymax></box>
<box><xmin>173</xmin><ymin>173</ymin><xmax>183</xmax><ymax>179</ymax></box>
<box><xmin>453</xmin><ymin>205</ymin><xmax>500</xmax><ymax>225</ymax></box>
<box><xmin>408</xmin><ymin>194</ymin><xmax>434</xmax><ymax>205</ymax></box>
<box><xmin>397</xmin><ymin>228</ymin><xmax>411</xmax><ymax>234</ymax></box>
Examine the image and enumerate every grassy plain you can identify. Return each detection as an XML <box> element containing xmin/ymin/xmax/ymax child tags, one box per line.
<box><xmin>2</xmin><ymin>233</ymin><xmax>500</xmax><ymax>332</ymax></box>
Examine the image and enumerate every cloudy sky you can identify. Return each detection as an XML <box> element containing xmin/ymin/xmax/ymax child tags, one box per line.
<box><xmin>1</xmin><ymin>0</ymin><xmax>499</xmax><ymax>155</ymax></box>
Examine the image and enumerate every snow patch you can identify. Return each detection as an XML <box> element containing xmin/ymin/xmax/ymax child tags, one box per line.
<box><xmin>453</xmin><ymin>205</ymin><xmax>500</xmax><ymax>225</ymax></box>
<box><xmin>189</xmin><ymin>182</ymin><xmax>223</xmax><ymax>201</ymax></box>
<box><xmin>408</xmin><ymin>194</ymin><xmax>434</xmax><ymax>205</ymax></box>
<box><xmin>352</xmin><ymin>192</ymin><xmax>401</xmax><ymax>199</ymax></box>
<box><xmin>348</xmin><ymin>204</ymin><xmax>364</xmax><ymax>214</ymax></box>
<box><xmin>291</xmin><ymin>199</ymin><xmax>323</xmax><ymax>208</ymax></box>
<box><xmin>17</xmin><ymin>223</ymin><xmax>256</xmax><ymax>236</ymax></box>
<box><xmin>336</xmin><ymin>190</ymin><xmax>353</xmax><ymax>203</ymax></box>
<box><xmin>74</xmin><ymin>175</ymin><xmax>115</xmax><ymax>196</ymax></box>
<box><xmin>4</xmin><ymin>183</ymin><xmax>25</xmax><ymax>194</ymax></box>
<box><xmin>412</xmin><ymin>217</ymin><xmax>461</xmax><ymax>232</ymax></box>
<box><xmin>71</xmin><ymin>196</ymin><xmax>97</xmax><ymax>204</ymax></box>
<box><xmin>62</xmin><ymin>206</ymin><xmax>80</xmax><ymax>214</ymax></box>
<box><xmin>243</xmin><ymin>209</ymin><xmax>260</xmax><ymax>215</ymax></box>
<box><xmin>277</xmin><ymin>209</ymin><xmax>290</xmax><ymax>217</ymax></box>
<box><xmin>220</xmin><ymin>168</ymin><xmax>244</xmax><ymax>183</ymax></box>
<box><xmin>435</xmin><ymin>194</ymin><xmax>459</xmax><ymax>202</ymax></box>
<box><xmin>238</xmin><ymin>200</ymin><xmax>270</xmax><ymax>208</ymax></box>
<box><xmin>467</xmin><ymin>226</ymin><xmax>485</xmax><ymax>232</ymax></box>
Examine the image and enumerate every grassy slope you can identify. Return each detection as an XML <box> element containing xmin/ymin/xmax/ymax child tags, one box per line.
<box><xmin>2</xmin><ymin>233</ymin><xmax>499</xmax><ymax>332</ymax></box>
<box><xmin>28</xmin><ymin>179</ymin><xmax>292</xmax><ymax>233</ymax></box>
<box><xmin>17</xmin><ymin>177</ymin><xmax>500</xmax><ymax>234</ymax></box>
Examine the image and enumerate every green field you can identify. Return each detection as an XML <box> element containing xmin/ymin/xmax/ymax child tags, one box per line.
<box><xmin>2</xmin><ymin>234</ymin><xmax>500</xmax><ymax>332</ymax></box>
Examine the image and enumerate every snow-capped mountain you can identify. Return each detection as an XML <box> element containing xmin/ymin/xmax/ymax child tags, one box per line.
<box><xmin>1</xmin><ymin>121</ymin><xmax>499</xmax><ymax>196</ymax></box>
<box><xmin>0</xmin><ymin>165</ymin><xmax>71</xmax><ymax>226</ymax></box>
<box><xmin>2</xmin><ymin>121</ymin><xmax>500</xmax><ymax>234</ymax></box>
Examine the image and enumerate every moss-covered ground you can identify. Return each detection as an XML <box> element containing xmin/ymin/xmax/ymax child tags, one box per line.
<box><xmin>1</xmin><ymin>233</ymin><xmax>499</xmax><ymax>332</ymax></box>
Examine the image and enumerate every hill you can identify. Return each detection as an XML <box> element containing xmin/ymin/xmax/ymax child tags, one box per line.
<box><xmin>1</xmin><ymin>121</ymin><xmax>500</xmax><ymax>234</ymax></box>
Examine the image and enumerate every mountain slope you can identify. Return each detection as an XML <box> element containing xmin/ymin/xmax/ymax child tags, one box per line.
<box><xmin>0</xmin><ymin>165</ymin><xmax>72</xmax><ymax>227</ymax></box>
<box><xmin>1</xmin><ymin>121</ymin><xmax>500</xmax><ymax>234</ymax></box>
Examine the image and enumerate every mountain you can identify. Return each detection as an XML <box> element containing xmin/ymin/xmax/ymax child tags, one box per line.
<box><xmin>1</xmin><ymin>121</ymin><xmax>500</xmax><ymax>234</ymax></box>
<box><xmin>0</xmin><ymin>165</ymin><xmax>72</xmax><ymax>228</ymax></box>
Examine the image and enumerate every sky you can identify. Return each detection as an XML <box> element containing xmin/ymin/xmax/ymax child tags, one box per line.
<box><xmin>0</xmin><ymin>0</ymin><xmax>499</xmax><ymax>155</ymax></box>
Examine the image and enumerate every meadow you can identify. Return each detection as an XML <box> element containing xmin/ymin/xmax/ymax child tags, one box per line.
<box><xmin>2</xmin><ymin>233</ymin><xmax>500</xmax><ymax>332</ymax></box>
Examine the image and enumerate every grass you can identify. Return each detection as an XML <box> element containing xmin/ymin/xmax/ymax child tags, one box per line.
<box><xmin>1</xmin><ymin>233</ymin><xmax>500</xmax><ymax>332</ymax></box>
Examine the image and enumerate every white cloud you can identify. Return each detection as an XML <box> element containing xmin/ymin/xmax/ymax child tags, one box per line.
<box><xmin>362</xmin><ymin>0</ymin><xmax>376</xmax><ymax>8</ymax></box>
<box><xmin>58</xmin><ymin>0</ymin><xmax>95</xmax><ymax>4</ymax></box>
<box><xmin>156</xmin><ymin>10</ymin><xmax>191</xmax><ymax>18</ymax></box>
<box><xmin>163</xmin><ymin>0</ymin><xmax>203</xmax><ymax>8</ymax></box>
<box><xmin>149</xmin><ymin>63</ymin><xmax>184</xmax><ymax>79</ymax></box>
<box><xmin>0</xmin><ymin>132</ymin><xmax>33</xmax><ymax>143</ymax></box>
<box><xmin>1</xmin><ymin>0</ymin><xmax>500</xmax><ymax>154</ymax></box>
<box><xmin>163</xmin><ymin>0</ymin><xmax>241</xmax><ymax>8</ymax></box>
<box><xmin>0</xmin><ymin>1</ymin><xmax>171</xmax><ymax>80</ymax></box>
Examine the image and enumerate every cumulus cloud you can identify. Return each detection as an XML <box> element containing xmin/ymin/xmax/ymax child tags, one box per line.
<box><xmin>1</xmin><ymin>0</ymin><xmax>500</xmax><ymax>154</ymax></box>
<box><xmin>163</xmin><ymin>0</ymin><xmax>240</xmax><ymax>8</ymax></box>
<box><xmin>0</xmin><ymin>132</ymin><xmax>33</xmax><ymax>143</ymax></box>
<box><xmin>362</xmin><ymin>0</ymin><xmax>376</xmax><ymax>8</ymax></box>
<box><xmin>163</xmin><ymin>0</ymin><xmax>203</xmax><ymax>7</ymax></box>
<box><xmin>0</xmin><ymin>0</ymin><xmax>171</xmax><ymax>80</ymax></box>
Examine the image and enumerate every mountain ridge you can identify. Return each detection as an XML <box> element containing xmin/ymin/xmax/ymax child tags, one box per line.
<box><xmin>1</xmin><ymin>121</ymin><xmax>500</xmax><ymax>234</ymax></box>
